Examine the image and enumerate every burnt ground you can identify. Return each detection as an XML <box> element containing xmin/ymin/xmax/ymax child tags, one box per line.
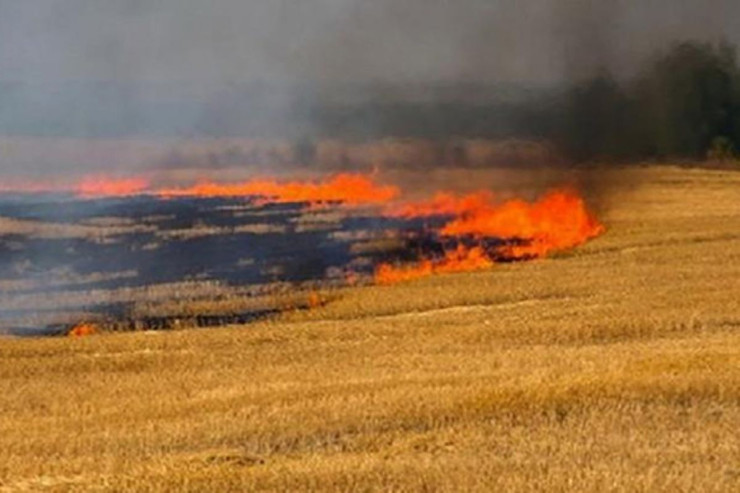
<box><xmin>0</xmin><ymin>194</ymin><xmax>455</xmax><ymax>335</ymax></box>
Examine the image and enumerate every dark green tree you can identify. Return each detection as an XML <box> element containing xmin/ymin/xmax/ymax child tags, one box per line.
<box><xmin>560</xmin><ymin>74</ymin><xmax>632</xmax><ymax>162</ymax></box>
<box><xmin>634</xmin><ymin>41</ymin><xmax>740</xmax><ymax>158</ymax></box>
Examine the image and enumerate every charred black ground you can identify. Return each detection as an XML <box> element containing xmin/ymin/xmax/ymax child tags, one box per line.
<box><xmin>0</xmin><ymin>193</ymin><xmax>473</xmax><ymax>336</ymax></box>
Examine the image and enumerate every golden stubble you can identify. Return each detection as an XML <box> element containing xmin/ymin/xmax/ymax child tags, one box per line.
<box><xmin>1</xmin><ymin>165</ymin><xmax>739</xmax><ymax>492</ymax></box>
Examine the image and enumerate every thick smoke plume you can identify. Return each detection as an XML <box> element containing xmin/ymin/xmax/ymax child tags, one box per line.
<box><xmin>0</xmin><ymin>1</ymin><xmax>738</xmax><ymax>178</ymax></box>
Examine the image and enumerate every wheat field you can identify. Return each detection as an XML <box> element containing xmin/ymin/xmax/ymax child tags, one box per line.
<box><xmin>1</xmin><ymin>166</ymin><xmax>739</xmax><ymax>492</ymax></box>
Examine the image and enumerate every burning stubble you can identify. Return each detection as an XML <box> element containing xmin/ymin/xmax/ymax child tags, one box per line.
<box><xmin>2</xmin><ymin>1</ymin><xmax>737</xmax><ymax>334</ymax></box>
<box><xmin>0</xmin><ymin>171</ymin><xmax>606</xmax><ymax>336</ymax></box>
<box><xmin>376</xmin><ymin>188</ymin><xmax>604</xmax><ymax>284</ymax></box>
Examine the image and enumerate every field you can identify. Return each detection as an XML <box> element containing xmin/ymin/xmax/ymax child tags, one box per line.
<box><xmin>1</xmin><ymin>165</ymin><xmax>739</xmax><ymax>491</ymax></box>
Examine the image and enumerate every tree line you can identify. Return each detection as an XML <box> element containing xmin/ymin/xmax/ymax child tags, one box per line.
<box><xmin>302</xmin><ymin>40</ymin><xmax>740</xmax><ymax>165</ymax></box>
<box><xmin>556</xmin><ymin>40</ymin><xmax>740</xmax><ymax>163</ymax></box>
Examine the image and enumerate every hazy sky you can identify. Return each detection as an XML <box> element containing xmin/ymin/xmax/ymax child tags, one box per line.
<box><xmin>1</xmin><ymin>0</ymin><xmax>739</xmax><ymax>89</ymax></box>
<box><xmin>1</xmin><ymin>0</ymin><xmax>740</xmax><ymax>176</ymax></box>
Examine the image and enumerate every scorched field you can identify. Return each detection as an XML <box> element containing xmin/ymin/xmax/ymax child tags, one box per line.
<box><xmin>0</xmin><ymin>165</ymin><xmax>739</xmax><ymax>491</ymax></box>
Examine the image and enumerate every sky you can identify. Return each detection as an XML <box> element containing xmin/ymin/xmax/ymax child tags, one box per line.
<box><xmin>1</xmin><ymin>1</ymin><xmax>739</xmax><ymax>174</ymax></box>
<box><xmin>1</xmin><ymin>0</ymin><xmax>739</xmax><ymax>88</ymax></box>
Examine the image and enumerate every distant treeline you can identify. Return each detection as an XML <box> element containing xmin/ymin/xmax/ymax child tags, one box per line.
<box><xmin>308</xmin><ymin>40</ymin><xmax>740</xmax><ymax>164</ymax></box>
<box><xmin>556</xmin><ymin>40</ymin><xmax>740</xmax><ymax>162</ymax></box>
<box><xmin>2</xmin><ymin>40</ymin><xmax>738</xmax><ymax>166</ymax></box>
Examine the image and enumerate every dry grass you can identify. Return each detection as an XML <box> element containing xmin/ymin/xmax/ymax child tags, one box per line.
<box><xmin>153</xmin><ymin>222</ymin><xmax>287</xmax><ymax>241</ymax></box>
<box><xmin>1</xmin><ymin>165</ymin><xmax>739</xmax><ymax>492</ymax></box>
<box><xmin>0</xmin><ymin>216</ymin><xmax>155</xmax><ymax>241</ymax></box>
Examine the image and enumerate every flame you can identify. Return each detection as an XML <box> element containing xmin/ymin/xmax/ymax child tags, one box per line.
<box><xmin>156</xmin><ymin>173</ymin><xmax>399</xmax><ymax>206</ymax></box>
<box><xmin>387</xmin><ymin>191</ymin><xmax>494</xmax><ymax>218</ymax></box>
<box><xmin>68</xmin><ymin>322</ymin><xmax>98</xmax><ymax>337</ymax></box>
<box><xmin>376</xmin><ymin>188</ymin><xmax>605</xmax><ymax>284</ymax></box>
<box><xmin>75</xmin><ymin>176</ymin><xmax>150</xmax><ymax>198</ymax></box>
<box><xmin>440</xmin><ymin>189</ymin><xmax>605</xmax><ymax>258</ymax></box>
<box><xmin>0</xmin><ymin>176</ymin><xmax>149</xmax><ymax>197</ymax></box>
<box><xmin>1</xmin><ymin>172</ymin><xmax>398</xmax><ymax>206</ymax></box>
<box><xmin>0</xmin><ymin>181</ymin><xmax>56</xmax><ymax>194</ymax></box>
<box><xmin>1</xmin><ymin>169</ymin><xmax>603</xmax><ymax>287</ymax></box>
<box><xmin>308</xmin><ymin>291</ymin><xmax>322</xmax><ymax>309</ymax></box>
<box><xmin>375</xmin><ymin>245</ymin><xmax>493</xmax><ymax>284</ymax></box>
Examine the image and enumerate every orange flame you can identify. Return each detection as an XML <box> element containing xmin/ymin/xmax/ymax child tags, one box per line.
<box><xmin>156</xmin><ymin>173</ymin><xmax>399</xmax><ymax>206</ymax></box>
<box><xmin>440</xmin><ymin>189</ymin><xmax>604</xmax><ymax>258</ymax></box>
<box><xmin>387</xmin><ymin>191</ymin><xmax>494</xmax><ymax>218</ymax></box>
<box><xmin>0</xmin><ymin>175</ymin><xmax>150</xmax><ymax>197</ymax></box>
<box><xmin>1</xmin><ymin>170</ymin><xmax>603</xmax><ymax>286</ymax></box>
<box><xmin>376</xmin><ymin>188</ymin><xmax>604</xmax><ymax>284</ymax></box>
<box><xmin>0</xmin><ymin>181</ymin><xmax>56</xmax><ymax>194</ymax></box>
<box><xmin>75</xmin><ymin>176</ymin><xmax>150</xmax><ymax>198</ymax></box>
<box><xmin>375</xmin><ymin>245</ymin><xmax>494</xmax><ymax>284</ymax></box>
<box><xmin>308</xmin><ymin>291</ymin><xmax>323</xmax><ymax>309</ymax></box>
<box><xmin>68</xmin><ymin>322</ymin><xmax>98</xmax><ymax>337</ymax></box>
<box><xmin>1</xmin><ymin>172</ymin><xmax>399</xmax><ymax>206</ymax></box>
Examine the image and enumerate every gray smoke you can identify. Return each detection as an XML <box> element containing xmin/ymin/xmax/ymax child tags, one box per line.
<box><xmin>1</xmin><ymin>0</ymin><xmax>739</xmax><ymax>176</ymax></box>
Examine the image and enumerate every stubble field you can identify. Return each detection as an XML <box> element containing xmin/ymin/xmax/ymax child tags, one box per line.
<box><xmin>1</xmin><ymin>165</ymin><xmax>739</xmax><ymax>492</ymax></box>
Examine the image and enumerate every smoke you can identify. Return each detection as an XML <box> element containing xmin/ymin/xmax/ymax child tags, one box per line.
<box><xmin>1</xmin><ymin>0</ymin><xmax>739</xmax><ymax>177</ymax></box>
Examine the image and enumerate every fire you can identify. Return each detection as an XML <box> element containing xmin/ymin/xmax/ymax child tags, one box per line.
<box><xmin>1</xmin><ymin>172</ymin><xmax>399</xmax><ymax>206</ymax></box>
<box><xmin>375</xmin><ymin>245</ymin><xmax>493</xmax><ymax>284</ymax></box>
<box><xmin>440</xmin><ymin>189</ymin><xmax>605</xmax><ymax>258</ymax></box>
<box><xmin>68</xmin><ymin>322</ymin><xmax>98</xmax><ymax>337</ymax></box>
<box><xmin>388</xmin><ymin>191</ymin><xmax>494</xmax><ymax>218</ymax></box>
<box><xmin>156</xmin><ymin>173</ymin><xmax>399</xmax><ymax>206</ymax></box>
<box><xmin>1</xmin><ymin>169</ymin><xmax>604</xmax><ymax>287</ymax></box>
<box><xmin>0</xmin><ymin>176</ymin><xmax>150</xmax><ymax>197</ymax></box>
<box><xmin>0</xmin><ymin>181</ymin><xmax>56</xmax><ymax>195</ymax></box>
<box><xmin>75</xmin><ymin>176</ymin><xmax>150</xmax><ymax>198</ymax></box>
<box><xmin>308</xmin><ymin>291</ymin><xmax>323</xmax><ymax>309</ymax></box>
<box><xmin>376</xmin><ymin>188</ymin><xmax>605</xmax><ymax>284</ymax></box>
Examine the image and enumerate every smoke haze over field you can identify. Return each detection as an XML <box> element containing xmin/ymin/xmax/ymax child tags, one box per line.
<box><xmin>3</xmin><ymin>1</ymin><xmax>740</xmax><ymax>86</ymax></box>
<box><xmin>1</xmin><ymin>1</ymin><xmax>740</xmax><ymax>174</ymax></box>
